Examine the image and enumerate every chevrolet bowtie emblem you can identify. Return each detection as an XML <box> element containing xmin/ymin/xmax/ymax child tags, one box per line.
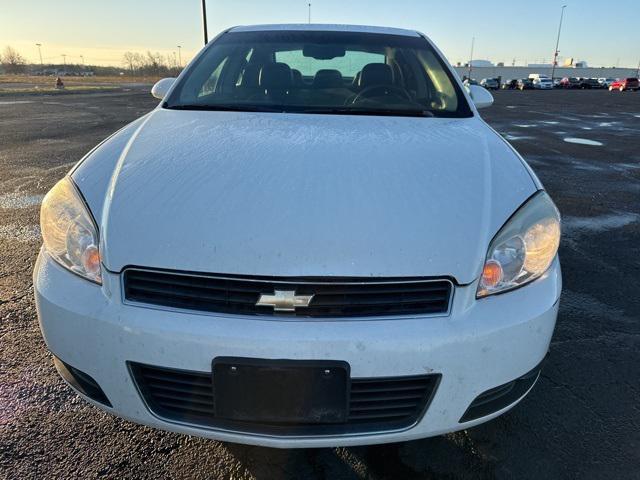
<box><xmin>256</xmin><ymin>290</ymin><xmax>314</xmax><ymax>312</ymax></box>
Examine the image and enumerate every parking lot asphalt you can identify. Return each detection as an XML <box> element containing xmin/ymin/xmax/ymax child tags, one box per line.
<box><xmin>1</xmin><ymin>88</ymin><xmax>639</xmax><ymax>480</ymax></box>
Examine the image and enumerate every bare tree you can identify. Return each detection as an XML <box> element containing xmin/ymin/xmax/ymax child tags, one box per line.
<box><xmin>1</xmin><ymin>46</ymin><xmax>26</xmax><ymax>74</ymax></box>
<box><xmin>145</xmin><ymin>51</ymin><xmax>162</xmax><ymax>76</ymax></box>
<box><xmin>122</xmin><ymin>51</ymin><xmax>137</xmax><ymax>75</ymax></box>
<box><xmin>122</xmin><ymin>50</ymin><xmax>181</xmax><ymax>77</ymax></box>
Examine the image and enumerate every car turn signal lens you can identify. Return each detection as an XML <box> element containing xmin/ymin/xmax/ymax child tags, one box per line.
<box><xmin>477</xmin><ymin>191</ymin><xmax>560</xmax><ymax>298</ymax></box>
<box><xmin>40</xmin><ymin>177</ymin><xmax>102</xmax><ymax>284</ymax></box>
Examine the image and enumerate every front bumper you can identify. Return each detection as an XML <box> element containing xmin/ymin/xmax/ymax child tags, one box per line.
<box><xmin>34</xmin><ymin>251</ymin><xmax>561</xmax><ymax>448</ymax></box>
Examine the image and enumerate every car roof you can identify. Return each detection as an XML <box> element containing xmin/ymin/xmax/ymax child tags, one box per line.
<box><xmin>229</xmin><ymin>24</ymin><xmax>421</xmax><ymax>37</ymax></box>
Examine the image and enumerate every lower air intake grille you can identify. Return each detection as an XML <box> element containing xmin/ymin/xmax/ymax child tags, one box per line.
<box><xmin>123</xmin><ymin>269</ymin><xmax>453</xmax><ymax>318</ymax></box>
<box><xmin>130</xmin><ymin>363</ymin><xmax>440</xmax><ymax>436</ymax></box>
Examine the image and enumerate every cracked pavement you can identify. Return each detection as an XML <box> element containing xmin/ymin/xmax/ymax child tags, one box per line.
<box><xmin>1</xmin><ymin>88</ymin><xmax>639</xmax><ymax>479</ymax></box>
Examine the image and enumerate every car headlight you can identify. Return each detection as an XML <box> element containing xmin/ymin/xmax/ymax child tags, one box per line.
<box><xmin>40</xmin><ymin>177</ymin><xmax>102</xmax><ymax>284</ymax></box>
<box><xmin>477</xmin><ymin>191</ymin><xmax>560</xmax><ymax>298</ymax></box>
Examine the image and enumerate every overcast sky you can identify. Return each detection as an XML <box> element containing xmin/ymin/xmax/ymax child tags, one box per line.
<box><xmin>1</xmin><ymin>0</ymin><xmax>638</xmax><ymax>68</ymax></box>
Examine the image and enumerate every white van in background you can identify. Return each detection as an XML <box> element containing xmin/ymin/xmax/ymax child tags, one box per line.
<box><xmin>529</xmin><ymin>74</ymin><xmax>554</xmax><ymax>89</ymax></box>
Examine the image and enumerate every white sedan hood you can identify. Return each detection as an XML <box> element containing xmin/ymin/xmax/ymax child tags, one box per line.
<box><xmin>78</xmin><ymin>109</ymin><xmax>537</xmax><ymax>284</ymax></box>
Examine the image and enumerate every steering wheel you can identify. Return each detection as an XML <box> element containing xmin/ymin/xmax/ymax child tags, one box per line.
<box><xmin>349</xmin><ymin>85</ymin><xmax>412</xmax><ymax>105</ymax></box>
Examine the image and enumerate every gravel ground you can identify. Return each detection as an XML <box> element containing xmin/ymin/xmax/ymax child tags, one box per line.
<box><xmin>1</xmin><ymin>88</ymin><xmax>639</xmax><ymax>480</ymax></box>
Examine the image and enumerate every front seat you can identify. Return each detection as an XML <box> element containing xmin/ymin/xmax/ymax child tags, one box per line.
<box><xmin>259</xmin><ymin>62</ymin><xmax>293</xmax><ymax>96</ymax></box>
<box><xmin>240</xmin><ymin>63</ymin><xmax>262</xmax><ymax>89</ymax></box>
<box><xmin>358</xmin><ymin>63</ymin><xmax>394</xmax><ymax>89</ymax></box>
<box><xmin>313</xmin><ymin>69</ymin><xmax>344</xmax><ymax>89</ymax></box>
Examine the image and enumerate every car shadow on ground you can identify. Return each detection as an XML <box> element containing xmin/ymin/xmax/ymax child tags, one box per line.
<box><xmin>221</xmin><ymin>429</ymin><xmax>496</xmax><ymax>479</ymax></box>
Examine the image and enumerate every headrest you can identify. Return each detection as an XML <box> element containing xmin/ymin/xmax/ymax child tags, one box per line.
<box><xmin>291</xmin><ymin>69</ymin><xmax>303</xmax><ymax>85</ymax></box>
<box><xmin>313</xmin><ymin>69</ymin><xmax>344</xmax><ymax>88</ymax></box>
<box><xmin>359</xmin><ymin>63</ymin><xmax>393</xmax><ymax>88</ymax></box>
<box><xmin>259</xmin><ymin>62</ymin><xmax>293</xmax><ymax>90</ymax></box>
<box><xmin>241</xmin><ymin>63</ymin><xmax>261</xmax><ymax>88</ymax></box>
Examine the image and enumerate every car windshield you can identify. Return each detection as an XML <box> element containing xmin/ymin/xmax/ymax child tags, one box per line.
<box><xmin>165</xmin><ymin>30</ymin><xmax>472</xmax><ymax>118</ymax></box>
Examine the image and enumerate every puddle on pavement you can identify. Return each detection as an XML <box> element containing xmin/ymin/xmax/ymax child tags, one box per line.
<box><xmin>563</xmin><ymin>212</ymin><xmax>640</xmax><ymax>234</ymax></box>
<box><xmin>0</xmin><ymin>193</ymin><xmax>44</xmax><ymax>209</ymax></box>
<box><xmin>614</xmin><ymin>163</ymin><xmax>640</xmax><ymax>171</ymax></box>
<box><xmin>563</xmin><ymin>138</ymin><xmax>604</xmax><ymax>146</ymax></box>
<box><xmin>504</xmin><ymin>134</ymin><xmax>535</xmax><ymax>141</ymax></box>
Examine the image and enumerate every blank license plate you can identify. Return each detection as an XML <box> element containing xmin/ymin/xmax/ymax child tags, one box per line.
<box><xmin>213</xmin><ymin>358</ymin><xmax>349</xmax><ymax>424</ymax></box>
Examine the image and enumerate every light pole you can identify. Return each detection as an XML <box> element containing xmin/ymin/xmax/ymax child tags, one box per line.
<box><xmin>35</xmin><ymin>43</ymin><xmax>43</xmax><ymax>66</ymax></box>
<box><xmin>636</xmin><ymin>59</ymin><xmax>640</xmax><ymax>78</ymax></box>
<box><xmin>201</xmin><ymin>0</ymin><xmax>209</xmax><ymax>45</ymax></box>
<box><xmin>308</xmin><ymin>3</ymin><xmax>312</xmax><ymax>24</ymax></box>
<box><xmin>80</xmin><ymin>55</ymin><xmax>84</xmax><ymax>66</ymax></box>
<box><xmin>177</xmin><ymin>45</ymin><xmax>182</xmax><ymax>67</ymax></box>
<box><xmin>62</xmin><ymin>54</ymin><xmax>67</xmax><ymax>73</ymax></box>
<box><xmin>551</xmin><ymin>5</ymin><xmax>567</xmax><ymax>81</ymax></box>
<box><xmin>467</xmin><ymin>37</ymin><xmax>475</xmax><ymax>80</ymax></box>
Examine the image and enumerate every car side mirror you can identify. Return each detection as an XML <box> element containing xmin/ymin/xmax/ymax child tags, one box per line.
<box><xmin>151</xmin><ymin>78</ymin><xmax>176</xmax><ymax>100</ymax></box>
<box><xmin>469</xmin><ymin>85</ymin><xmax>494</xmax><ymax>109</ymax></box>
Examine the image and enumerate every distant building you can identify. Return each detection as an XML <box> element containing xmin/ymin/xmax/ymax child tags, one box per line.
<box><xmin>574</xmin><ymin>61</ymin><xmax>588</xmax><ymax>68</ymax></box>
<box><xmin>527</xmin><ymin>63</ymin><xmax>553</xmax><ymax>68</ymax></box>
<box><xmin>470</xmin><ymin>59</ymin><xmax>494</xmax><ymax>67</ymax></box>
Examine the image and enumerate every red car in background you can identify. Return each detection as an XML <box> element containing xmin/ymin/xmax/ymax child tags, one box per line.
<box><xmin>609</xmin><ymin>78</ymin><xmax>639</xmax><ymax>92</ymax></box>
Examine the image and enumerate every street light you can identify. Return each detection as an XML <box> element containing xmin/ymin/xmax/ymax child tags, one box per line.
<box><xmin>201</xmin><ymin>0</ymin><xmax>208</xmax><ymax>45</ymax></box>
<box><xmin>35</xmin><ymin>43</ymin><xmax>43</xmax><ymax>66</ymax></box>
<box><xmin>468</xmin><ymin>37</ymin><xmax>475</xmax><ymax>80</ymax></box>
<box><xmin>308</xmin><ymin>3</ymin><xmax>312</xmax><ymax>24</ymax></box>
<box><xmin>177</xmin><ymin>45</ymin><xmax>182</xmax><ymax>67</ymax></box>
<box><xmin>551</xmin><ymin>5</ymin><xmax>567</xmax><ymax>81</ymax></box>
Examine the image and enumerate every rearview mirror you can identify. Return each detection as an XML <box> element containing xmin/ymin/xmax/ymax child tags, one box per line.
<box><xmin>469</xmin><ymin>85</ymin><xmax>494</xmax><ymax>109</ymax></box>
<box><xmin>151</xmin><ymin>78</ymin><xmax>176</xmax><ymax>100</ymax></box>
<box><xmin>303</xmin><ymin>44</ymin><xmax>346</xmax><ymax>60</ymax></box>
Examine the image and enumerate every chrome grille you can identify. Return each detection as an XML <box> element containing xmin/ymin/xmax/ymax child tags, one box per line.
<box><xmin>123</xmin><ymin>268</ymin><xmax>453</xmax><ymax>318</ymax></box>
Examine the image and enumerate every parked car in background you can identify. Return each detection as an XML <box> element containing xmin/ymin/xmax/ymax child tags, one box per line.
<box><xmin>578</xmin><ymin>78</ymin><xmax>603</xmax><ymax>89</ymax></box>
<box><xmin>517</xmin><ymin>78</ymin><xmax>534</xmax><ymax>90</ymax></box>
<box><xmin>559</xmin><ymin>77</ymin><xmax>580</xmax><ymax>89</ymax></box>
<box><xmin>598</xmin><ymin>78</ymin><xmax>615</xmax><ymax>88</ymax></box>
<box><xmin>609</xmin><ymin>78</ymin><xmax>639</xmax><ymax>92</ymax></box>
<box><xmin>480</xmin><ymin>78</ymin><xmax>500</xmax><ymax>90</ymax></box>
<box><xmin>463</xmin><ymin>78</ymin><xmax>479</xmax><ymax>87</ymax></box>
<box><xmin>502</xmin><ymin>79</ymin><xmax>519</xmax><ymax>90</ymax></box>
<box><xmin>529</xmin><ymin>75</ymin><xmax>553</xmax><ymax>90</ymax></box>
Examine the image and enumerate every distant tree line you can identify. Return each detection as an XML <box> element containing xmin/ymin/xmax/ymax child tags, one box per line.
<box><xmin>122</xmin><ymin>51</ymin><xmax>182</xmax><ymax>77</ymax></box>
<box><xmin>0</xmin><ymin>45</ymin><xmax>183</xmax><ymax>77</ymax></box>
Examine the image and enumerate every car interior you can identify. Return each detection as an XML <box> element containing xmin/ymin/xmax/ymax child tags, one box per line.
<box><xmin>169</xmin><ymin>33</ymin><xmax>468</xmax><ymax>116</ymax></box>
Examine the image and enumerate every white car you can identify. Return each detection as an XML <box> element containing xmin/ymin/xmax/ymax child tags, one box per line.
<box><xmin>529</xmin><ymin>74</ymin><xmax>554</xmax><ymax>90</ymax></box>
<box><xmin>35</xmin><ymin>24</ymin><xmax>561</xmax><ymax>448</ymax></box>
<box><xmin>598</xmin><ymin>77</ymin><xmax>615</xmax><ymax>87</ymax></box>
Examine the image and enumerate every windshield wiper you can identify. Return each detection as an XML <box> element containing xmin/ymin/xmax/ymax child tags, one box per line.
<box><xmin>163</xmin><ymin>103</ymin><xmax>284</xmax><ymax>113</ymax></box>
<box><xmin>164</xmin><ymin>104</ymin><xmax>437</xmax><ymax>118</ymax></box>
<box><xmin>299</xmin><ymin>107</ymin><xmax>435</xmax><ymax>118</ymax></box>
